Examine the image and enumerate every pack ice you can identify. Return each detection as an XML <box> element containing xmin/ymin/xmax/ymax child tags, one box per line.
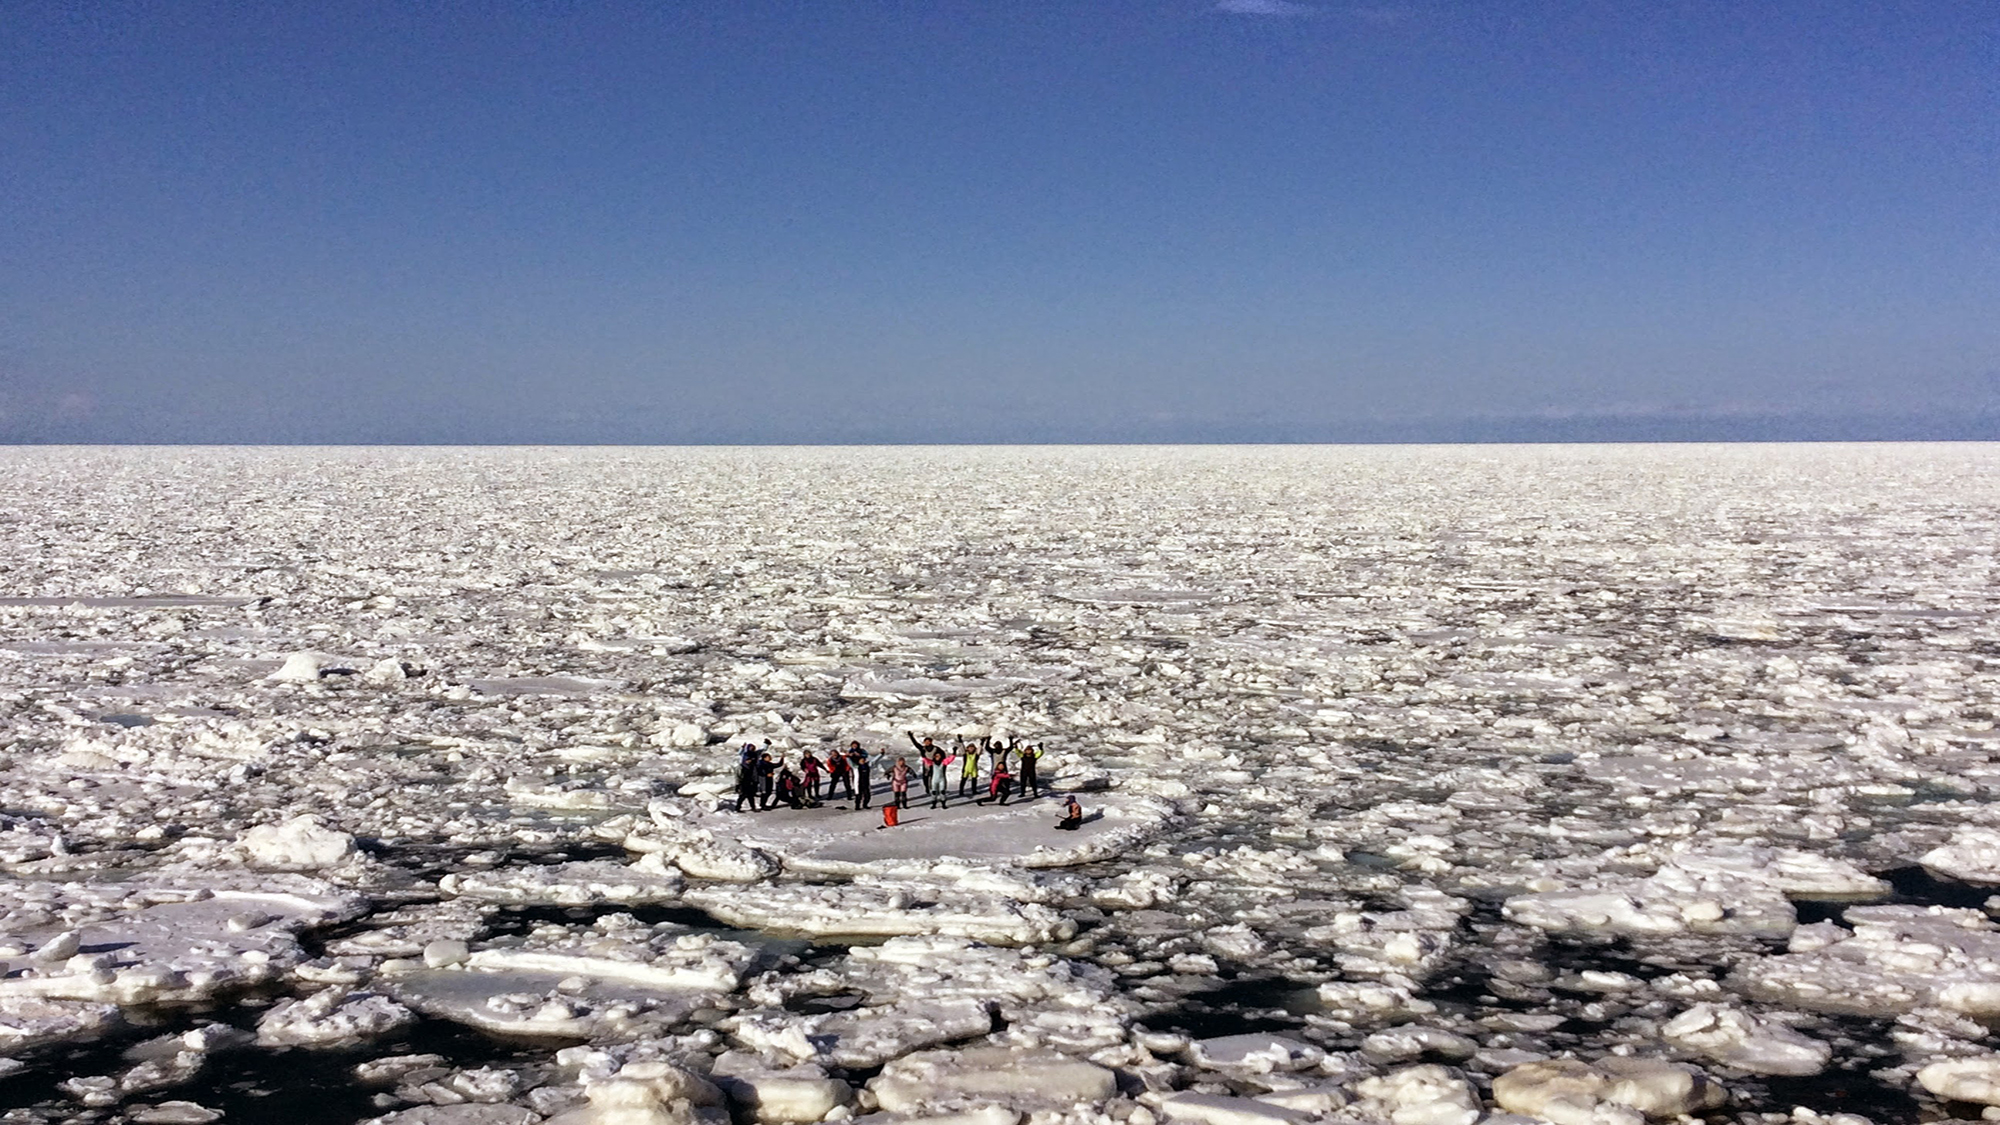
<box><xmin>0</xmin><ymin>442</ymin><xmax>1996</xmax><ymax>1124</ymax></box>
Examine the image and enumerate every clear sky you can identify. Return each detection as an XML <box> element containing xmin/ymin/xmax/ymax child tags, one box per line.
<box><xmin>3</xmin><ymin>1</ymin><xmax>1996</xmax><ymax>443</ymax></box>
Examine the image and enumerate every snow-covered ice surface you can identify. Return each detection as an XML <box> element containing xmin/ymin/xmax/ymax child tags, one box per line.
<box><xmin>0</xmin><ymin>442</ymin><xmax>1997</xmax><ymax>1124</ymax></box>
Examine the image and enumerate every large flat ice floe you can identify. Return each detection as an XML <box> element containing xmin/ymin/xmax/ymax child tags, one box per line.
<box><xmin>381</xmin><ymin>914</ymin><xmax>759</xmax><ymax>1040</ymax></box>
<box><xmin>638</xmin><ymin>792</ymin><xmax>1176</xmax><ymax>874</ymax></box>
<box><xmin>1</xmin><ymin>443</ymin><xmax>1997</xmax><ymax>1123</ymax></box>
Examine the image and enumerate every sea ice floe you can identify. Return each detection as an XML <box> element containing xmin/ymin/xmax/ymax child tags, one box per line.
<box><xmin>710</xmin><ymin>1050</ymin><xmax>855</xmax><ymax>1123</ymax></box>
<box><xmin>867</xmin><ymin>1046</ymin><xmax>1117</xmax><ymax>1115</ymax></box>
<box><xmin>1186</xmin><ymin>1033</ymin><xmax>1323</xmax><ymax>1075</ymax></box>
<box><xmin>382</xmin><ymin>915</ymin><xmax>757</xmax><ymax>1039</ymax></box>
<box><xmin>1314</xmin><ymin>980</ymin><xmax>1438</xmax><ymax>1024</ymax></box>
<box><xmin>1920</xmin><ymin>826</ymin><xmax>2000</xmax><ymax>884</ymax></box>
<box><xmin>1737</xmin><ymin>905</ymin><xmax>2000</xmax><ymax>1019</ymax></box>
<box><xmin>0</xmin><ymin>888</ymin><xmax>363</xmax><ymax>1007</ymax></box>
<box><xmin>540</xmin><ymin>1058</ymin><xmax>725</xmax><ymax>1125</ymax></box>
<box><xmin>0</xmin><ymin>994</ymin><xmax>122</xmax><ymax>1052</ymax></box>
<box><xmin>1491</xmin><ymin>1057</ymin><xmax>1724</xmax><ymax>1124</ymax></box>
<box><xmin>440</xmin><ymin>859</ymin><xmax>687</xmax><ymax>906</ymax></box>
<box><xmin>1916</xmin><ymin>1054</ymin><xmax>2000</xmax><ymax>1107</ymax></box>
<box><xmin>730</xmin><ymin>936</ymin><xmax>1134</xmax><ymax>1067</ymax></box>
<box><xmin>619</xmin><ymin>806</ymin><xmax>783</xmax><ymax>882</ymax></box>
<box><xmin>681</xmin><ymin>882</ymin><xmax>1072</xmax><ymax>945</ymax></box>
<box><xmin>1500</xmin><ymin>844</ymin><xmax>1881</xmax><ymax>939</ymax></box>
<box><xmin>236</xmin><ymin>814</ymin><xmax>359</xmax><ymax>869</ymax></box>
<box><xmin>255</xmin><ymin>986</ymin><xmax>417</xmax><ymax>1048</ymax></box>
<box><xmin>1348</xmin><ymin>1064</ymin><xmax>1483</xmax><ymax>1125</ymax></box>
<box><xmin>364</xmin><ymin>1105</ymin><xmax>541</xmax><ymax>1125</ymax></box>
<box><xmin>1160</xmin><ymin>1092</ymin><xmax>1309</xmax><ymax>1125</ymax></box>
<box><xmin>1659</xmin><ymin>1003</ymin><xmax>1831</xmax><ymax>1076</ymax></box>
<box><xmin>1303</xmin><ymin>887</ymin><xmax>1468</xmax><ymax>981</ymax></box>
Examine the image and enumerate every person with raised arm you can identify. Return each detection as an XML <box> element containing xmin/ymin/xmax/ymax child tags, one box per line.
<box><xmin>984</xmin><ymin>736</ymin><xmax>1009</xmax><ymax>783</ymax></box>
<box><xmin>849</xmin><ymin>744</ymin><xmax>873</xmax><ymax>810</ymax></box>
<box><xmin>958</xmin><ymin>736</ymin><xmax>980</xmax><ymax>798</ymax></box>
<box><xmin>1018</xmin><ymin>742</ymin><xmax>1043</xmax><ymax>799</ymax></box>
<box><xmin>905</xmin><ymin>731</ymin><xmax>941</xmax><ymax>797</ymax></box>
<box><xmin>925</xmin><ymin>744</ymin><xmax>955</xmax><ymax>809</ymax></box>
<box><xmin>755</xmin><ymin>750</ymin><xmax>779</xmax><ymax>811</ymax></box>
<box><xmin>826</xmin><ymin>743</ymin><xmax>854</xmax><ymax>802</ymax></box>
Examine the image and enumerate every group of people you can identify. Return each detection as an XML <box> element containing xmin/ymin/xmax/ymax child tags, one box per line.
<box><xmin>732</xmin><ymin>732</ymin><xmax>1050</xmax><ymax>814</ymax></box>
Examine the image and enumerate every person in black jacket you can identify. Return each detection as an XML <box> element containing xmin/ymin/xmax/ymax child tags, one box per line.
<box><xmin>1018</xmin><ymin>743</ymin><xmax>1043</xmax><ymax>798</ymax></box>
<box><xmin>849</xmin><ymin>746</ymin><xmax>873</xmax><ymax>810</ymax></box>
<box><xmin>733</xmin><ymin>755</ymin><xmax>759</xmax><ymax>813</ymax></box>
<box><xmin>755</xmin><ymin>751</ymin><xmax>779</xmax><ymax>811</ymax></box>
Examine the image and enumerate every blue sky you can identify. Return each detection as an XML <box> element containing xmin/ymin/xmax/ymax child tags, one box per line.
<box><xmin>3</xmin><ymin>1</ymin><xmax>1996</xmax><ymax>442</ymax></box>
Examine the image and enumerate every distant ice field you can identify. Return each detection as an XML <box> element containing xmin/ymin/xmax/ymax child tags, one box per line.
<box><xmin>0</xmin><ymin>443</ymin><xmax>1997</xmax><ymax>1124</ymax></box>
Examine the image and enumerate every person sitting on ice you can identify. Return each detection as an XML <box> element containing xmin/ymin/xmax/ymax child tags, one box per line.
<box><xmin>776</xmin><ymin>766</ymin><xmax>805</xmax><ymax>810</ymax></box>
<box><xmin>980</xmin><ymin>756</ymin><xmax>1014</xmax><ymax>805</ymax></box>
<box><xmin>1056</xmin><ymin>796</ymin><xmax>1084</xmax><ymax>830</ymax></box>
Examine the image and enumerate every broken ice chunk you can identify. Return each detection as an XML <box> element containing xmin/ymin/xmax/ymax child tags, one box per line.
<box><xmin>868</xmin><ymin>1047</ymin><xmax>1116</xmax><ymax>1115</ymax></box>
<box><xmin>1661</xmin><ymin>1003</ymin><xmax>1830</xmax><ymax>1076</ymax></box>
<box><xmin>1917</xmin><ymin>1055</ymin><xmax>2000</xmax><ymax>1107</ymax></box>
<box><xmin>255</xmin><ymin>987</ymin><xmax>416</xmax><ymax>1048</ymax></box>
<box><xmin>710</xmin><ymin>1049</ymin><xmax>855</xmax><ymax>1123</ymax></box>
<box><xmin>236</xmin><ymin>816</ymin><xmax>358</xmax><ymax>869</ymax></box>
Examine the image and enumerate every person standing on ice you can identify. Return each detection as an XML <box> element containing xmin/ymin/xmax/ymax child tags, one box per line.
<box><xmin>905</xmin><ymin>732</ymin><xmax>941</xmax><ymax>796</ymax></box>
<box><xmin>800</xmin><ymin>751</ymin><xmax>822</xmax><ymax>799</ymax></box>
<box><xmin>958</xmin><ymin>736</ymin><xmax>980</xmax><ymax>798</ymax></box>
<box><xmin>925</xmin><ymin>745</ymin><xmax>955</xmax><ymax>809</ymax></box>
<box><xmin>755</xmin><ymin>751</ymin><xmax>779</xmax><ymax>811</ymax></box>
<box><xmin>827</xmin><ymin>744</ymin><xmax>854</xmax><ymax>801</ymax></box>
<box><xmin>1017</xmin><ymin>743</ymin><xmax>1043</xmax><ymax>798</ymax></box>
<box><xmin>980</xmin><ymin>735</ymin><xmax>1001</xmax><ymax>777</ymax></box>
<box><xmin>889</xmin><ymin>756</ymin><xmax>911</xmax><ymax>809</ymax></box>
<box><xmin>850</xmin><ymin>745</ymin><xmax>873</xmax><ymax>810</ymax></box>
<box><xmin>733</xmin><ymin>754</ymin><xmax>760</xmax><ymax>813</ymax></box>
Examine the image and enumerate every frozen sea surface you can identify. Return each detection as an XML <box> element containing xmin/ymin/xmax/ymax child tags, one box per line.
<box><xmin>1</xmin><ymin>443</ymin><xmax>1998</xmax><ymax>1124</ymax></box>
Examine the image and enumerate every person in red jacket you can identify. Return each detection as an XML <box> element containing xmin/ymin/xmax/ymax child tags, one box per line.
<box><xmin>826</xmin><ymin>747</ymin><xmax>853</xmax><ymax>802</ymax></box>
<box><xmin>800</xmin><ymin>752</ymin><xmax>822</xmax><ymax>801</ymax></box>
<box><xmin>981</xmin><ymin>756</ymin><xmax>1013</xmax><ymax>805</ymax></box>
